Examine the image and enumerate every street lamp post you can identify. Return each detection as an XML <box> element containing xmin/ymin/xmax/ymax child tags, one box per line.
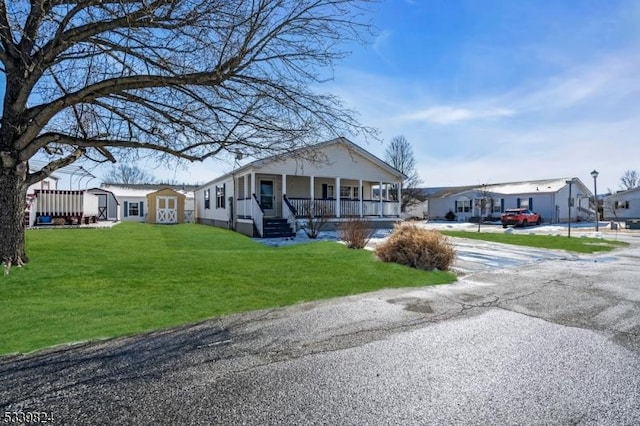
<box><xmin>591</xmin><ymin>170</ymin><xmax>599</xmax><ymax>232</ymax></box>
<box><xmin>566</xmin><ymin>179</ymin><xmax>574</xmax><ymax>238</ymax></box>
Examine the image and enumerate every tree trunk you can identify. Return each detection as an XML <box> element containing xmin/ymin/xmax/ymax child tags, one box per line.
<box><xmin>0</xmin><ymin>167</ymin><xmax>28</xmax><ymax>266</ymax></box>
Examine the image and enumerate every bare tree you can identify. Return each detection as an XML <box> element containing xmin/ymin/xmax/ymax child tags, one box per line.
<box><xmin>0</xmin><ymin>0</ymin><xmax>376</xmax><ymax>266</ymax></box>
<box><xmin>475</xmin><ymin>184</ymin><xmax>491</xmax><ymax>232</ymax></box>
<box><xmin>384</xmin><ymin>135</ymin><xmax>423</xmax><ymax>212</ymax></box>
<box><xmin>620</xmin><ymin>170</ymin><xmax>639</xmax><ymax>190</ymax></box>
<box><xmin>103</xmin><ymin>164</ymin><xmax>155</xmax><ymax>184</ymax></box>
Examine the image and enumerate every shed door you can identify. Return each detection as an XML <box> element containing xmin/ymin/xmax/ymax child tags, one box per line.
<box><xmin>97</xmin><ymin>194</ymin><xmax>108</xmax><ymax>220</ymax></box>
<box><xmin>157</xmin><ymin>196</ymin><xmax>178</xmax><ymax>224</ymax></box>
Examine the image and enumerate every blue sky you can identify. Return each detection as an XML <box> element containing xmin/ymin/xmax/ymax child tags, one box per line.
<box><xmin>154</xmin><ymin>0</ymin><xmax>640</xmax><ymax>192</ymax></box>
<box><xmin>26</xmin><ymin>0</ymin><xmax>640</xmax><ymax>192</ymax></box>
<box><xmin>318</xmin><ymin>0</ymin><xmax>640</xmax><ymax>193</ymax></box>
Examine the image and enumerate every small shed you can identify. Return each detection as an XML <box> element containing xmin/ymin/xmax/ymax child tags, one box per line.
<box><xmin>146</xmin><ymin>188</ymin><xmax>186</xmax><ymax>224</ymax></box>
<box><xmin>87</xmin><ymin>187</ymin><xmax>120</xmax><ymax>221</ymax></box>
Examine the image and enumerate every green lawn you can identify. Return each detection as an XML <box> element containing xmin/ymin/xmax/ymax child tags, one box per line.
<box><xmin>0</xmin><ymin>222</ymin><xmax>455</xmax><ymax>355</ymax></box>
<box><xmin>440</xmin><ymin>230</ymin><xmax>628</xmax><ymax>253</ymax></box>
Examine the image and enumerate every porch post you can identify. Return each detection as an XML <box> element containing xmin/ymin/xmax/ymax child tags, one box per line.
<box><xmin>310</xmin><ymin>176</ymin><xmax>315</xmax><ymax>200</ymax></box>
<box><xmin>397</xmin><ymin>181</ymin><xmax>402</xmax><ymax>216</ymax></box>
<box><xmin>243</xmin><ymin>175</ymin><xmax>248</xmax><ymax>217</ymax></box>
<box><xmin>359</xmin><ymin>179</ymin><xmax>363</xmax><ymax>217</ymax></box>
<box><xmin>379</xmin><ymin>181</ymin><xmax>383</xmax><ymax>217</ymax></box>
<box><xmin>281</xmin><ymin>174</ymin><xmax>287</xmax><ymax>217</ymax></box>
<box><xmin>251</xmin><ymin>172</ymin><xmax>256</xmax><ymax>218</ymax></box>
<box><xmin>335</xmin><ymin>177</ymin><xmax>341</xmax><ymax>218</ymax></box>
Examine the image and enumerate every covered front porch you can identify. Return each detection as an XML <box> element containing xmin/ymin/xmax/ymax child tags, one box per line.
<box><xmin>234</xmin><ymin>172</ymin><xmax>402</xmax><ymax>237</ymax></box>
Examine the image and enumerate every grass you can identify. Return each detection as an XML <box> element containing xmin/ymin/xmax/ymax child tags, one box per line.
<box><xmin>440</xmin><ymin>230</ymin><xmax>629</xmax><ymax>253</ymax></box>
<box><xmin>0</xmin><ymin>222</ymin><xmax>455</xmax><ymax>355</ymax></box>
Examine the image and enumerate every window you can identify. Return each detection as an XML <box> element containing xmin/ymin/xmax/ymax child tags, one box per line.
<box><xmin>492</xmin><ymin>198</ymin><xmax>502</xmax><ymax>213</ymax></box>
<box><xmin>456</xmin><ymin>199</ymin><xmax>471</xmax><ymax>213</ymax></box>
<box><xmin>204</xmin><ymin>189</ymin><xmax>210</xmax><ymax>209</ymax></box>
<box><xmin>128</xmin><ymin>202</ymin><xmax>140</xmax><ymax>216</ymax></box>
<box><xmin>615</xmin><ymin>200</ymin><xmax>630</xmax><ymax>209</ymax></box>
<box><xmin>340</xmin><ymin>186</ymin><xmax>360</xmax><ymax>199</ymax></box>
<box><xmin>216</xmin><ymin>184</ymin><xmax>225</xmax><ymax>209</ymax></box>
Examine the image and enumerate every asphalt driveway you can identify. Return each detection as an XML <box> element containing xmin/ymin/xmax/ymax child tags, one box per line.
<box><xmin>2</xmin><ymin>232</ymin><xmax>639</xmax><ymax>425</ymax></box>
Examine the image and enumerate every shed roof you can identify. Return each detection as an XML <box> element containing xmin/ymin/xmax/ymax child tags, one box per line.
<box><xmin>102</xmin><ymin>184</ymin><xmax>194</xmax><ymax>198</ymax></box>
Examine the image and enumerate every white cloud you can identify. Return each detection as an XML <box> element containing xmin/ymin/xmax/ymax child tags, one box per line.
<box><xmin>402</xmin><ymin>106</ymin><xmax>515</xmax><ymax>124</ymax></box>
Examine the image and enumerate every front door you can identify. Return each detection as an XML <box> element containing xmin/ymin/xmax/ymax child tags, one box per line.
<box><xmin>260</xmin><ymin>180</ymin><xmax>275</xmax><ymax>216</ymax></box>
<box><xmin>157</xmin><ymin>196</ymin><xmax>178</xmax><ymax>223</ymax></box>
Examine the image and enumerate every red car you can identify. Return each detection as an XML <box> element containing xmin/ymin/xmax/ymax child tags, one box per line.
<box><xmin>501</xmin><ymin>208</ymin><xmax>542</xmax><ymax>228</ymax></box>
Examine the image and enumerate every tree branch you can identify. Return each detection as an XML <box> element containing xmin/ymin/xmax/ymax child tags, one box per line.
<box><xmin>25</xmin><ymin>147</ymin><xmax>85</xmax><ymax>186</ymax></box>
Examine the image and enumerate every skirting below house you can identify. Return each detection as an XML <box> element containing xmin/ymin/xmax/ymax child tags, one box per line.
<box><xmin>197</xmin><ymin>216</ymin><xmax>399</xmax><ymax>238</ymax></box>
<box><xmin>197</xmin><ymin>218</ymin><xmax>229</xmax><ymax>228</ymax></box>
<box><xmin>300</xmin><ymin>218</ymin><xmax>401</xmax><ymax>231</ymax></box>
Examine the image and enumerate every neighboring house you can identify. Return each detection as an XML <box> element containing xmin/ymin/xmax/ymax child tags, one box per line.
<box><xmin>146</xmin><ymin>188</ymin><xmax>187</xmax><ymax>224</ymax></box>
<box><xmin>195</xmin><ymin>137</ymin><xmax>406</xmax><ymax>237</ymax></box>
<box><xmin>418</xmin><ymin>178</ymin><xmax>593</xmax><ymax>224</ymax></box>
<box><xmin>604</xmin><ymin>187</ymin><xmax>640</xmax><ymax>223</ymax></box>
<box><xmin>101</xmin><ymin>183</ymin><xmax>197</xmax><ymax>223</ymax></box>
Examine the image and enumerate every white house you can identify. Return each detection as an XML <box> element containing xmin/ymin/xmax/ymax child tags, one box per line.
<box><xmin>604</xmin><ymin>187</ymin><xmax>640</xmax><ymax>226</ymax></box>
<box><xmin>419</xmin><ymin>178</ymin><xmax>593</xmax><ymax>224</ymax></box>
<box><xmin>101</xmin><ymin>183</ymin><xmax>196</xmax><ymax>222</ymax></box>
<box><xmin>195</xmin><ymin>137</ymin><xmax>406</xmax><ymax>237</ymax></box>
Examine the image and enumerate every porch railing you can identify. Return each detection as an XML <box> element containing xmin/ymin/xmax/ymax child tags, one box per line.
<box><xmin>237</xmin><ymin>197</ymin><xmax>252</xmax><ymax>219</ymax></box>
<box><xmin>282</xmin><ymin>195</ymin><xmax>298</xmax><ymax>232</ymax></box>
<box><xmin>251</xmin><ymin>194</ymin><xmax>264</xmax><ymax>237</ymax></box>
<box><xmin>287</xmin><ymin>198</ymin><xmax>399</xmax><ymax>218</ymax></box>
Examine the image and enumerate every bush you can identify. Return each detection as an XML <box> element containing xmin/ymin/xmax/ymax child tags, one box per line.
<box><xmin>338</xmin><ymin>217</ymin><xmax>375</xmax><ymax>249</ymax></box>
<box><xmin>300</xmin><ymin>201</ymin><xmax>330</xmax><ymax>238</ymax></box>
<box><xmin>444</xmin><ymin>210</ymin><xmax>456</xmax><ymax>221</ymax></box>
<box><xmin>375</xmin><ymin>223</ymin><xmax>455</xmax><ymax>271</ymax></box>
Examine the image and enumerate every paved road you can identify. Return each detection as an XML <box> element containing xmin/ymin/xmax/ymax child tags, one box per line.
<box><xmin>2</xmin><ymin>234</ymin><xmax>640</xmax><ymax>425</ymax></box>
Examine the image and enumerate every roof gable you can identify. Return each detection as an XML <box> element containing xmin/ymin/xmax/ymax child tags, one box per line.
<box><xmin>197</xmin><ymin>137</ymin><xmax>405</xmax><ymax>189</ymax></box>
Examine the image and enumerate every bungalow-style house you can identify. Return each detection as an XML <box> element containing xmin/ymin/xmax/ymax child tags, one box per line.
<box><xmin>195</xmin><ymin>137</ymin><xmax>406</xmax><ymax>237</ymax></box>
<box><xmin>100</xmin><ymin>183</ymin><xmax>197</xmax><ymax>223</ymax></box>
<box><xmin>604</xmin><ymin>187</ymin><xmax>640</xmax><ymax>227</ymax></box>
<box><xmin>417</xmin><ymin>178</ymin><xmax>593</xmax><ymax>224</ymax></box>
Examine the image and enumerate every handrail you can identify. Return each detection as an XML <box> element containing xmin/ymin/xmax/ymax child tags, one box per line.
<box><xmin>252</xmin><ymin>193</ymin><xmax>264</xmax><ymax>213</ymax></box>
<box><xmin>251</xmin><ymin>193</ymin><xmax>264</xmax><ymax>237</ymax></box>
<box><xmin>283</xmin><ymin>195</ymin><xmax>297</xmax><ymax>234</ymax></box>
<box><xmin>283</xmin><ymin>194</ymin><xmax>297</xmax><ymax>215</ymax></box>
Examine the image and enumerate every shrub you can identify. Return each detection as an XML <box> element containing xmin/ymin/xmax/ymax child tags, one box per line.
<box><xmin>339</xmin><ymin>217</ymin><xmax>376</xmax><ymax>249</ymax></box>
<box><xmin>375</xmin><ymin>223</ymin><xmax>455</xmax><ymax>271</ymax></box>
<box><xmin>444</xmin><ymin>210</ymin><xmax>456</xmax><ymax>221</ymax></box>
<box><xmin>300</xmin><ymin>201</ymin><xmax>330</xmax><ymax>238</ymax></box>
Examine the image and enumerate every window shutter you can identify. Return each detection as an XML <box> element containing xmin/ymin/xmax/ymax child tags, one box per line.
<box><xmin>322</xmin><ymin>184</ymin><xmax>328</xmax><ymax>199</ymax></box>
<box><xmin>139</xmin><ymin>202</ymin><xmax>144</xmax><ymax>217</ymax></box>
<box><xmin>124</xmin><ymin>201</ymin><xmax>129</xmax><ymax>217</ymax></box>
<box><xmin>222</xmin><ymin>183</ymin><xmax>226</xmax><ymax>209</ymax></box>
<box><xmin>500</xmin><ymin>198</ymin><xmax>505</xmax><ymax>212</ymax></box>
<box><xmin>516</xmin><ymin>198</ymin><xmax>521</xmax><ymax>208</ymax></box>
<box><xmin>454</xmin><ymin>200</ymin><xmax>458</xmax><ymax>212</ymax></box>
<box><xmin>529</xmin><ymin>198</ymin><xmax>533</xmax><ymax>210</ymax></box>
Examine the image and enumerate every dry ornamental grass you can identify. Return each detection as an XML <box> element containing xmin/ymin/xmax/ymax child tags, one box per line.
<box><xmin>376</xmin><ymin>223</ymin><xmax>456</xmax><ymax>271</ymax></box>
